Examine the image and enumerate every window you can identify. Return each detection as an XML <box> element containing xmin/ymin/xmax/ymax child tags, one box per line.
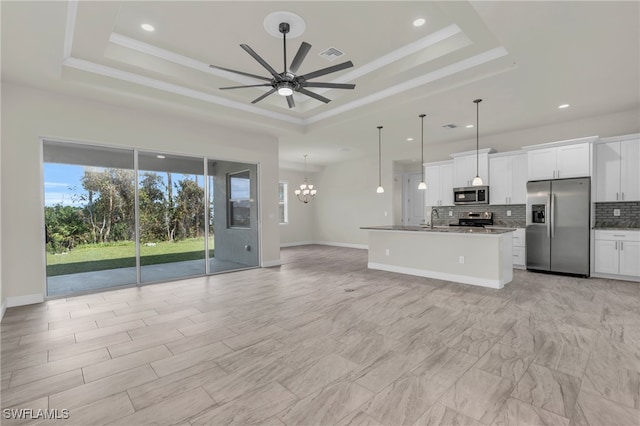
<box><xmin>279</xmin><ymin>182</ymin><xmax>288</xmax><ymax>224</ymax></box>
<box><xmin>228</xmin><ymin>170</ymin><xmax>251</xmax><ymax>227</ymax></box>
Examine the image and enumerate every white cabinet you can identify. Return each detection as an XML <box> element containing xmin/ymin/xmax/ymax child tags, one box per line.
<box><xmin>512</xmin><ymin>228</ymin><xmax>526</xmax><ymax>268</ymax></box>
<box><xmin>527</xmin><ymin>142</ymin><xmax>591</xmax><ymax>180</ymax></box>
<box><xmin>425</xmin><ymin>162</ymin><xmax>453</xmax><ymax>206</ymax></box>
<box><xmin>451</xmin><ymin>150</ymin><xmax>490</xmax><ymax>187</ymax></box>
<box><xmin>596</xmin><ymin>136</ymin><xmax>640</xmax><ymax>202</ymax></box>
<box><xmin>489</xmin><ymin>153</ymin><xmax>527</xmax><ymax>205</ymax></box>
<box><xmin>594</xmin><ymin>230</ymin><xmax>640</xmax><ymax>278</ymax></box>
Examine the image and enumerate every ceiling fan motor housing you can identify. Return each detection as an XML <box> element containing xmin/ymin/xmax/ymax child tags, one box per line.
<box><xmin>279</xmin><ymin>22</ymin><xmax>290</xmax><ymax>34</ymax></box>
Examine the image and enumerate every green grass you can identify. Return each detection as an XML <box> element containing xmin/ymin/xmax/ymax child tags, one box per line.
<box><xmin>46</xmin><ymin>238</ymin><xmax>214</xmax><ymax>276</ymax></box>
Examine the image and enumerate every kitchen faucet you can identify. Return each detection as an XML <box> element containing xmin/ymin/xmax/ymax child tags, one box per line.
<box><xmin>430</xmin><ymin>208</ymin><xmax>439</xmax><ymax>230</ymax></box>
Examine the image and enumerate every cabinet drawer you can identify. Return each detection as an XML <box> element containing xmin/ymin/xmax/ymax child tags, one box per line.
<box><xmin>513</xmin><ymin>246</ymin><xmax>525</xmax><ymax>266</ymax></box>
<box><xmin>595</xmin><ymin>230</ymin><xmax>640</xmax><ymax>242</ymax></box>
<box><xmin>512</xmin><ymin>228</ymin><xmax>525</xmax><ymax>247</ymax></box>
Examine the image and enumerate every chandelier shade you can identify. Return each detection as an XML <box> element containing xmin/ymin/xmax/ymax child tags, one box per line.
<box><xmin>294</xmin><ymin>154</ymin><xmax>317</xmax><ymax>203</ymax></box>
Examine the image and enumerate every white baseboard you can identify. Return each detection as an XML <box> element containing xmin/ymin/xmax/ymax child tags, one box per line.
<box><xmin>368</xmin><ymin>262</ymin><xmax>505</xmax><ymax>289</ymax></box>
<box><xmin>6</xmin><ymin>293</ymin><xmax>45</xmax><ymax>308</ymax></box>
<box><xmin>314</xmin><ymin>241</ymin><xmax>368</xmax><ymax>250</ymax></box>
<box><xmin>1</xmin><ymin>300</ymin><xmax>6</xmax><ymax>320</ymax></box>
<box><xmin>280</xmin><ymin>241</ymin><xmax>315</xmax><ymax>248</ymax></box>
<box><xmin>591</xmin><ymin>272</ymin><xmax>640</xmax><ymax>282</ymax></box>
<box><xmin>262</xmin><ymin>259</ymin><xmax>282</xmax><ymax>267</ymax></box>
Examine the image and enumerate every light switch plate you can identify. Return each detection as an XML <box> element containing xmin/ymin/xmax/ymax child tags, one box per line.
<box><xmin>449</xmin><ymin>211</ymin><xmax>453</xmax><ymax>217</ymax></box>
<box><xmin>507</xmin><ymin>210</ymin><xmax>512</xmax><ymax>217</ymax></box>
<box><xmin>613</xmin><ymin>209</ymin><xmax>621</xmax><ymax>217</ymax></box>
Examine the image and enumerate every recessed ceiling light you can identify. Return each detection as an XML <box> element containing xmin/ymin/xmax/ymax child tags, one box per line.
<box><xmin>141</xmin><ymin>24</ymin><xmax>155</xmax><ymax>32</ymax></box>
<box><xmin>558</xmin><ymin>104</ymin><xmax>570</xmax><ymax>109</ymax></box>
<box><xmin>406</xmin><ymin>137</ymin><xmax>414</xmax><ymax>141</ymax></box>
<box><xmin>156</xmin><ymin>154</ymin><xmax>165</xmax><ymax>159</ymax></box>
<box><xmin>466</xmin><ymin>124</ymin><xmax>474</xmax><ymax>128</ymax></box>
<box><xmin>413</xmin><ymin>18</ymin><xmax>426</xmax><ymax>27</ymax></box>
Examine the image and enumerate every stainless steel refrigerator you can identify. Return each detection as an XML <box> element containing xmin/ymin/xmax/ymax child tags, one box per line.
<box><xmin>526</xmin><ymin>177</ymin><xmax>590</xmax><ymax>277</ymax></box>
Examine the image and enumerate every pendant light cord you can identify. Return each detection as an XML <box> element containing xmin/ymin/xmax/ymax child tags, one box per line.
<box><xmin>473</xmin><ymin>99</ymin><xmax>482</xmax><ymax>178</ymax></box>
<box><xmin>377</xmin><ymin>126</ymin><xmax>383</xmax><ymax>187</ymax></box>
<box><xmin>419</xmin><ymin>114</ymin><xmax>426</xmax><ymax>182</ymax></box>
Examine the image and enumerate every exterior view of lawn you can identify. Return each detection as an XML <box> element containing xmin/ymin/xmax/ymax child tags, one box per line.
<box><xmin>46</xmin><ymin>237</ymin><xmax>214</xmax><ymax>276</ymax></box>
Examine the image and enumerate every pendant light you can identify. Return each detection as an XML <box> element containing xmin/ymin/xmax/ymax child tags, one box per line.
<box><xmin>418</xmin><ymin>114</ymin><xmax>427</xmax><ymax>190</ymax></box>
<box><xmin>376</xmin><ymin>126</ymin><xmax>384</xmax><ymax>194</ymax></box>
<box><xmin>294</xmin><ymin>154</ymin><xmax>317</xmax><ymax>203</ymax></box>
<box><xmin>471</xmin><ymin>99</ymin><xmax>484</xmax><ymax>186</ymax></box>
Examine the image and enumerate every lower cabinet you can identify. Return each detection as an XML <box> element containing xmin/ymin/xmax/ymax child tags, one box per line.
<box><xmin>512</xmin><ymin>228</ymin><xmax>526</xmax><ymax>268</ymax></box>
<box><xmin>594</xmin><ymin>230</ymin><xmax>640</xmax><ymax>278</ymax></box>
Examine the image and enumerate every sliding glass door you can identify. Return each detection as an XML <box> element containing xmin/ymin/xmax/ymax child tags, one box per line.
<box><xmin>138</xmin><ymin>152</ymin><xmax>206</xmax><ymax>283</ymax></box>
<box><xmin>43</xmin><ymin>142</ymin><xmax>136</xmax><ymax>296</ymax></box>
<box><xmin>43</xmin><ymin>141</ymin><xmax>259</xmax><ymax>297</ymax></box>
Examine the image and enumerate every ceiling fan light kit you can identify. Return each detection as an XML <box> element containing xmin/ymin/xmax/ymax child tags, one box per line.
<box><xmin>210</xmin><ymin>16</ymin><xmax>356</xmax><ymax>109</ymax></box>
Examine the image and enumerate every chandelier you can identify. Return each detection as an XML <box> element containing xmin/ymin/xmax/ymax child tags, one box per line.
<box><xmin>294</xmin><ymin>154</ymin><xmax>317</xmax><ymax>203</ymax></box>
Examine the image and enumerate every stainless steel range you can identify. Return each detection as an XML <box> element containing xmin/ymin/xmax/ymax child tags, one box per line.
<box><xmin>451</xmin><ymin>211</ymin><xmax>494</xmax><ymax>227</ymax></box>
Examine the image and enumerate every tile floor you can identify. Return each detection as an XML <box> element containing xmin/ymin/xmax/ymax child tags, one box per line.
<box><xmin>1</xmin><ymin>245</ymin><xmax>638</xmax><ymax>425</ymax></box>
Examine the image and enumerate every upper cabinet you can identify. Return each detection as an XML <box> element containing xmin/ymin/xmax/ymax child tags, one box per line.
<box><xmin>524</xmin><ymin>136</ymin><xmax>596</xmax><ymax>180</ymax></box>
<box><xmin>489</xmin><ymin>153</ymin><xmax>527</xmax><ymax>205</ymax></box>
<box><xmin>451</xmin><ymin>149</ymin><xmax>492</xmax><ymax>188</ymax></box>
<box><xmin>596</xmin><ymin>135</ymin><xmax>640</xmax><ymax>202</ymax></box>
<box><xmin>425</xmin><ymin>161</ymin><xmax>453</xmax><ymax>207</ymax></box>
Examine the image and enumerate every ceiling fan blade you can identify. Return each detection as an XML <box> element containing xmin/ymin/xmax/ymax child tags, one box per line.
<box><xmin>240</xmin><ymin>44</ymin><xmax>282</xmax><ymax>80</ymax></box>
<box><xmin>289</xmin><ymin>42</ymin><xmax>312</xmax><ymax>74</ymax></box>
<box><xmin>208</xmin><ymin>64</ymin><xmax>271</xmax><ymax>82</ymax></box>
<box><xmin>298</xmin><ymin>88</ymin><xmax>331</xmax><ymax>104</ymax></box>
<box><xmin>251</xmin><ymin>88</ymin><xmax>277</xmax><ymax>104</ymax></box>
<box><xmin>299</xmin><ymin>61</ymin><xmax>353</xmax><ymax>81</ymax></box>
<box><xmin>286</xmin><ymin>95</ymin><xmax>295</xmax><ymax>109</ymax></box>
<box><xmin>220</xmin><ymin>84</ymin><xmax>273</xmax><ymax>90</ymax></box>
<box><xmin>301</xmin><ymin>82</ymin><xmax>356</xmax><ymax>89</ymax></box>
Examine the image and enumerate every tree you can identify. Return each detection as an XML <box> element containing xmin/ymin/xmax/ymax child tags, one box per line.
<box><xmin>44</xmin><ymin>204</ymin><xmax>89</xmax><ymax>252</ymax></box>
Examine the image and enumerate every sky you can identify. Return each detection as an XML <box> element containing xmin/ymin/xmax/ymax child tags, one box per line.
<box><xmin>43</xmin><ymin>163</ymin><xmax>250</xmax><ymax>207</ymax></box>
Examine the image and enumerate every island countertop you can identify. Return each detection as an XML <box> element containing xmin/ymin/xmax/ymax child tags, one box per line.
<box><xmin>361</xmin><ymin>225</ymin><xmax>514</xmax><ymax>235</ymax></box>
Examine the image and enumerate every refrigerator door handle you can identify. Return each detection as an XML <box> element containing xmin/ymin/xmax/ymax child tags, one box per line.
<box><xmin>621</xmin><ymin>241</ymin><xmax>624</xmax><ymax>250</ymax></box>
<box><xmin>550</xmin><ymin>193</ymin><xmax>556</xmax><ymax>238</ymax></box>
<box><xmin>546</xmin><ymin>193</ymin><xmax>551</xmax><ymax>238</ymax></box>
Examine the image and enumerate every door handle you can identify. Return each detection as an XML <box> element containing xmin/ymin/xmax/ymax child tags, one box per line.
<box><xmin>553</xmin><ymin>170</ymin><xmax>555</xmax><ymax>179</ymax></box>
<box><xmin>621</xmin><ymin>241</ymin><xmax>624</xmax><ymax>250</ymax></box>
<box><xmin>617</xmin><ymin>192</ymin><xmax>619</xmax><ymax>200</ymax></box>
<box><xmin>557</xmin><ymin>170</ymin><xmax>560</xmax><ymax>178</ymax></box>
<box><xmin>622</xmin><ymin>192</ymin><xmax>625</xmax><ymax>200</ymax></box>
<box><xmin>615</xmin><ymin>241</ymin><xmax>618</xmax><ymax>250</ymax></box>
<box><xmin>546</xmin><ymin>193</ymin><xmax>551</xmax><ymax>238</ymax></box>
<box><xmin>550</xmin><ymin>193</ymin><xmax>556</xmax><ymax>238</ymax></box>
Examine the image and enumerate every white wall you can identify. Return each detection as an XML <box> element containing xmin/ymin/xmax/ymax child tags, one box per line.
<box><xmin>1</xmin><ymin>83</ymin><xmax>280</xmax><ymax>305</ymax></box>
<box><xmin>313</xmin><ymin>156</ymin><xmax>394</xmax><ymax>247</ymax></box>
<box><xmin>279</xmin><ymin>169</ymin><xmax>317</xmax><ymax>246</ymax></box>
<box><xmin>313</xmin><ymin>108</ymin><xmax>640</xmax><ymax>247</ymax></box>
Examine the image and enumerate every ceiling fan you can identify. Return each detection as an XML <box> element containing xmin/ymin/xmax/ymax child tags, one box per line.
<box><xmin>209</xmin><ymin>22</ymin><xmax>356</xmax><ymax>109</ymax></box>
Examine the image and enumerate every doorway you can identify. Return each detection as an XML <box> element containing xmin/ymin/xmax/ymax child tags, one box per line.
<box><xmin>403</xmin><ymin>172</ymin><xmax>426</xmax><ymax>225</ymax></box>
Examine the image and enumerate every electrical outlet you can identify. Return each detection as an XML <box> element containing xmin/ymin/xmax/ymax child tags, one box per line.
<box><xmin>459</xmin><ymin>256</ymin><xmax>465</xmax><ymax>264</ymax></box>
<box><xmin>449</xmin><ymin>210</ymin><xmax>453</xmax><ymax>217</ymax></box>
<box><xmin>385</xmin><ymin>249</ymin><xmax>390</xmax><ymax>256</ymax></box>
<box><xmin>507</xmin><ymin>210</ymin><xmax>512</xmax><ymax>217</ymax></box>
<box><xmin>613</xmin><ymin>209</ymin><xmax>621</xmax><ymax>217</ymax></box>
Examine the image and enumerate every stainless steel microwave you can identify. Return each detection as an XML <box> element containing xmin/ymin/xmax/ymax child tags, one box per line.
<box><xmin>453</xmin><ymin>186</ymin><xmax>489</xmax><ymax>205</ymax></box>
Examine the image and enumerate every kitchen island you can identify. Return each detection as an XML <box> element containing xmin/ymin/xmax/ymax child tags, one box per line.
<box><xmin>362</xmin><ymin>226</ymin><xmax>514</xmax><ymax>289</ymax></box>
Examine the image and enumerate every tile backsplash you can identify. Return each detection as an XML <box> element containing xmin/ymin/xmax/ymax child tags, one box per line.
<box><xmin>430</xmin><ymin>204</ymin><xmax>526</xmax><ymax>228</ymax></box>
<box><xmin>594</xmin><ymin>202</ymin><xmax>640</xmax><ymax>228</ymax></box>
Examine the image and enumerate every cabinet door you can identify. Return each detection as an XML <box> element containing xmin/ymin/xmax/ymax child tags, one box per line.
<box><xmin>439</xmin><ymin>163</ymin><xmax>454</xmax><ymax>206</ymax></box>
<box><xmin>489</xmin><ymin>156</ymin><xmax>511</xmax><ymax>205</ymax></box>
<box><xmin>453</xmin><ymin>155</ymin><xmax>476</xmax><ymax>187</ymax></box>
<box><xmin>595</xmin><ymin>142</ymin><xmax>621</xmax><ymax>202</ymax></box>
<box><xmin>594</xmin><ymin>239</ymin><xmax>619</xmax><ymax>274</ymax></box>
<box><xmin>557</xmin><ymin>143</ymin><xmax>590</xmax><ymax>178</ymax></box>
<box><xmin>619</xmin><ymin>240</ymin><xmax>640</xmax><ymax>277</ymax></box>
<box><xmin>425</xmin><ymin>165</ymin><xmax>441</xmax><ymax>207</ymax></box>
<box><xmin>528</xmin><ymin>148</ymin><xmax>557</xmax><ymax>180</ymax></box>
<box><xmin>620</xmin><ymin>139</ymin><xmax>640</xmax><ymax>201</ymax></box>
<box><xmin>510</xmin><ymin>154</ymin><xmax>528</xmax><ymax>204</ymax></box>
